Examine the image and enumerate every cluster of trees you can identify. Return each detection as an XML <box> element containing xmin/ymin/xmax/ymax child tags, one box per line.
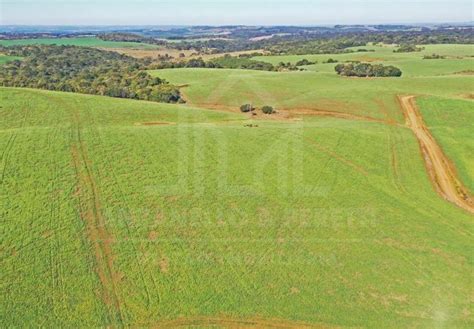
<box><xmin>335</xmin><ymin>63</ymin><xmax>402</xmax><ymax>77</ymax></box>
<box><xmin>0</xmin><ymin>45</ymin><xmax>182</xmax><ymax>103</ymax></box>
<box><xmin>98</xmin><ymin>33</ymin><xmax>167</xmax><ymax>46</ymax></box>
<box><xmin>211</xmin><ymin>55</ymin><xmax>276</xmax><ymax>70</ymax></box>
<box><xmin>394</xmin><ymin>44</ymin><xmax>424</xmax><ymax>53</ymax></box>
<box><xmin>240</xmin><ymin>104</ymin><xmax>276</xmax><ymax>114</ymax></box>
<box><xmin>423</xmin><ymin>53</ymin><xmax>446</xmax><ymax>59</ymax></box>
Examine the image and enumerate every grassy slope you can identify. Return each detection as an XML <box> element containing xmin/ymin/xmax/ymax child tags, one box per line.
<box><xmin>152</xmin><ymin>44</ymin><xmax>472</xmax><ymax>125</ymax></box>
<box><xmin>0</xmin><ymin>37</ymin><xmax>159</xmax><ymax>49</ymax></box>
<box><xmin>418</xmin><ymin>96</ymin><xmax>474</xmax><ymax>192</ymax></box>
<box><xmin>1</xmin><ymin>88</ymin><xmax>473</xmax><ymax>328</ymax></box>
<box><xmin>253</xmin><ymin>44</ymin><xmax>474</xmax><ymax>77</ymax></box>
<box><xmin>152</xmin><ymin>70</ymin><xmax>472</xmax><ymax>123</ymax></box>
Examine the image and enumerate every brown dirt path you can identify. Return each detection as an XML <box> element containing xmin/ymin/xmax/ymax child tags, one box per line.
<box><xmin>398</xmin><ymin>95</ymin><xmax>474</xmax><ymax>214</ymax></box>
<box><xmin>151</xmin><ymin>316</ymin><xmax>334</xmax><ymax>328</ymax></box>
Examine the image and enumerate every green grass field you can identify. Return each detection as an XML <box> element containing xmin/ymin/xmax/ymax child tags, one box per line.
<box><xmin>254</xmin><ymin>44</ymin><xmax>474</xmax><ymax>65</ymax></box>
<box><xmin>1</xmin><ymin>87</ymin><xmax>473</xmax><ymax>328</ymax></box>
<box><xmin>1</xmin><ymin>43</ymin><xmax>474</xmax><ymax>328</ymax></box>
<box><xmin>418</xmin><ymin>96</ymin><xmax>474</xmax><ymax>192</ymax></box>
<box><xmin>150</xmin><ymin>45</ymin><xmax>472</xmax><ymax>123</ymax></box>
<box><xmin>0</xmin><ymin>55</ymin><xmax>22</xmax><ymax>65</ymax></box>
<box><xmin>0</xmin><ymin>37</ymin><xmax>159</xmax><ymax>49</ymax></box>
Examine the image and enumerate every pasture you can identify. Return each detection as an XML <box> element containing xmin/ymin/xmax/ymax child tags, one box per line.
<box><xmin>0</xmin><ymin>37</ymin><xmax>159</xmax><ymax>49</ymax></box>
<box><xmin>152</xmin><ymin>69</ymin><xmax>472</xmax><ymax>123</ymax></box>
<box><xmin>1</xmin><ymin>87</ymin><xmax>473</xmax><ymax>328</ymax></box>
<box><xmin>1</xmin><ymin>43</ymin><xmax>473</xmax><ymax>328</ymax></box>
<box><xmin>418</xmin><ymin>96</ymin><xmax>474</xmax><ymax>192</ymax></box>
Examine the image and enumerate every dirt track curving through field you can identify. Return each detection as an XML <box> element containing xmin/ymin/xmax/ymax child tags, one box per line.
<box><xmin>399</xmin><ymin>96</ymin><xmax>474</xmax><ymax>214</ymax></box>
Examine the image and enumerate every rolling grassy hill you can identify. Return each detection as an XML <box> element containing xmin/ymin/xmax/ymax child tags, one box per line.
<box><xmin>1</xmin><ymin>87</ymin><xmax>473</xmax><ymax>327</ymax></box>
<box><xmin>152</xmin><ymin>68</ymin><xmax>472</xmax><ymax>122</ymax></box>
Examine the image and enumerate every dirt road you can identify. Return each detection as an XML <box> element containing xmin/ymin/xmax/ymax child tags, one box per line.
<box><xmin>399</xmin><ymin>96</ymin><xmax>474</xmax><ymax>214</ymax></box>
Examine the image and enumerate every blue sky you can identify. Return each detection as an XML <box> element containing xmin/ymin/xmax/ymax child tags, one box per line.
<box><xmin>1</xmin><ymin>0</ymin><xmax>472</xmax><ymax>25</ymax></box>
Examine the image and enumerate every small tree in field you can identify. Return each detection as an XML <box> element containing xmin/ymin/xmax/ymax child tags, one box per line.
<box><xmin>240</xmin><ymin>104</ymin><xmax>254</xmax><ymax>112</ymax></box>
<box><xmin>261</xmin><ymin>106</ymin><xmax>275</xmax><ymax>114</ymax></box>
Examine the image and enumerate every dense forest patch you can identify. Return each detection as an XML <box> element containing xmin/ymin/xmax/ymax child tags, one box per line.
<box><xmin>0</xmin><ymin>45</ymin><xmax>182</xmax><ymax>103</ymax></box>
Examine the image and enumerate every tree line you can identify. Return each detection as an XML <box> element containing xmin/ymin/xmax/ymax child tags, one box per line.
<box><xmin>151</xmin><ymin>54</ymin><xmax>302</xmax><ymax>72</ymax></box>
<box><xmin>96</xmin><ymin>28</ymin><xmax>473</xmax><ymax>56</ymax></box>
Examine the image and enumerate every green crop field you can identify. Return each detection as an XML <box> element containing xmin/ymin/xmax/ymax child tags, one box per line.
<box><xmin>1</xmin><ymin>84</ymin><xmax>473</xmax><ymax>327</ymax></box>
<box><xmin>1</xmin><ymin>42</ymin><xmax>474</xmax><ymax>328</ymax></box>
<box><xmin>0</xmin><ymin>55</ymin><xmax>22</xmax><ymax>65</ymax></box>
<box><xmin>253</xmin><ymin>44</ymin><xmax>474</xmax><ymax>65</ymax></box>
<box><xmin>0</xmin><ymin>37</ymin><xmax>159</xmax><ymax>49</ymax></box>
<box><xmin>152</xmin><ymin>49</ymin><xmax>473</xmax><ymax>123</ymax></box>
<box><xmin>418</xmin><ymin>96</ymin><xmax>474</xmax><ymax>192</ymax></box>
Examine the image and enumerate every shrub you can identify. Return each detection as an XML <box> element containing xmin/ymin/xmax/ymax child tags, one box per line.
<box><xmin>423</xmin><ymin>53</ymin><xmax>446</xmax><ymax>59</ymax></box>
<box><xmin>240</xmin><ymin>104</ymin><xmax>254</xmax><ymax>112</ymax></box>
<box><xmin>261</xmin><ymin>106</ymin><xmax>275</xmax><ymax>114</ymax></box>
<box><xmin>296</xmin><ymin>59</ymin><xmax>316</xmax><ymax>66</ymax></box>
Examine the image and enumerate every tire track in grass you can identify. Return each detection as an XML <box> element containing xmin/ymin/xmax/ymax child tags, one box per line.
<box><xmin>70</xmin><ymin>109</ymin><xmax>125</xmax><ymax>325</ymax></box>
<box><xmin>150</xmin><ymin>316</ymin><xmax>334</xmax><ymax>328</ymax></box>
<box><xmin>0</xmin><ymin>133</ymin><xmax>17</xmax><ymax>183</ymax></box>
<box><xmin>81</xmin><ymin>101</ymin><xmax>155</xmax><ymax>310</ymax></box>
<box><xmin>47</xmin><ymin>124</ymin><xmax>60</xmax><ymax>318</ymax></box>
<box><xmin>376</xmin><ymin>97</ymin><xmax>407</xmax><ymax>193</ymax></box>
<box><xmin>0</xmin><ymin>103</ymin><xmax>29</xmax><ymax>183</ymax></box>
<box><xmin>398</xmin><ymin>95</ymin><xmax>474</xmax><ymax>214</ymax></box>
<box><xmin>304</xmin><ymin>135</ymin><xmax>369</xmax><ymax>176</ymax></box>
